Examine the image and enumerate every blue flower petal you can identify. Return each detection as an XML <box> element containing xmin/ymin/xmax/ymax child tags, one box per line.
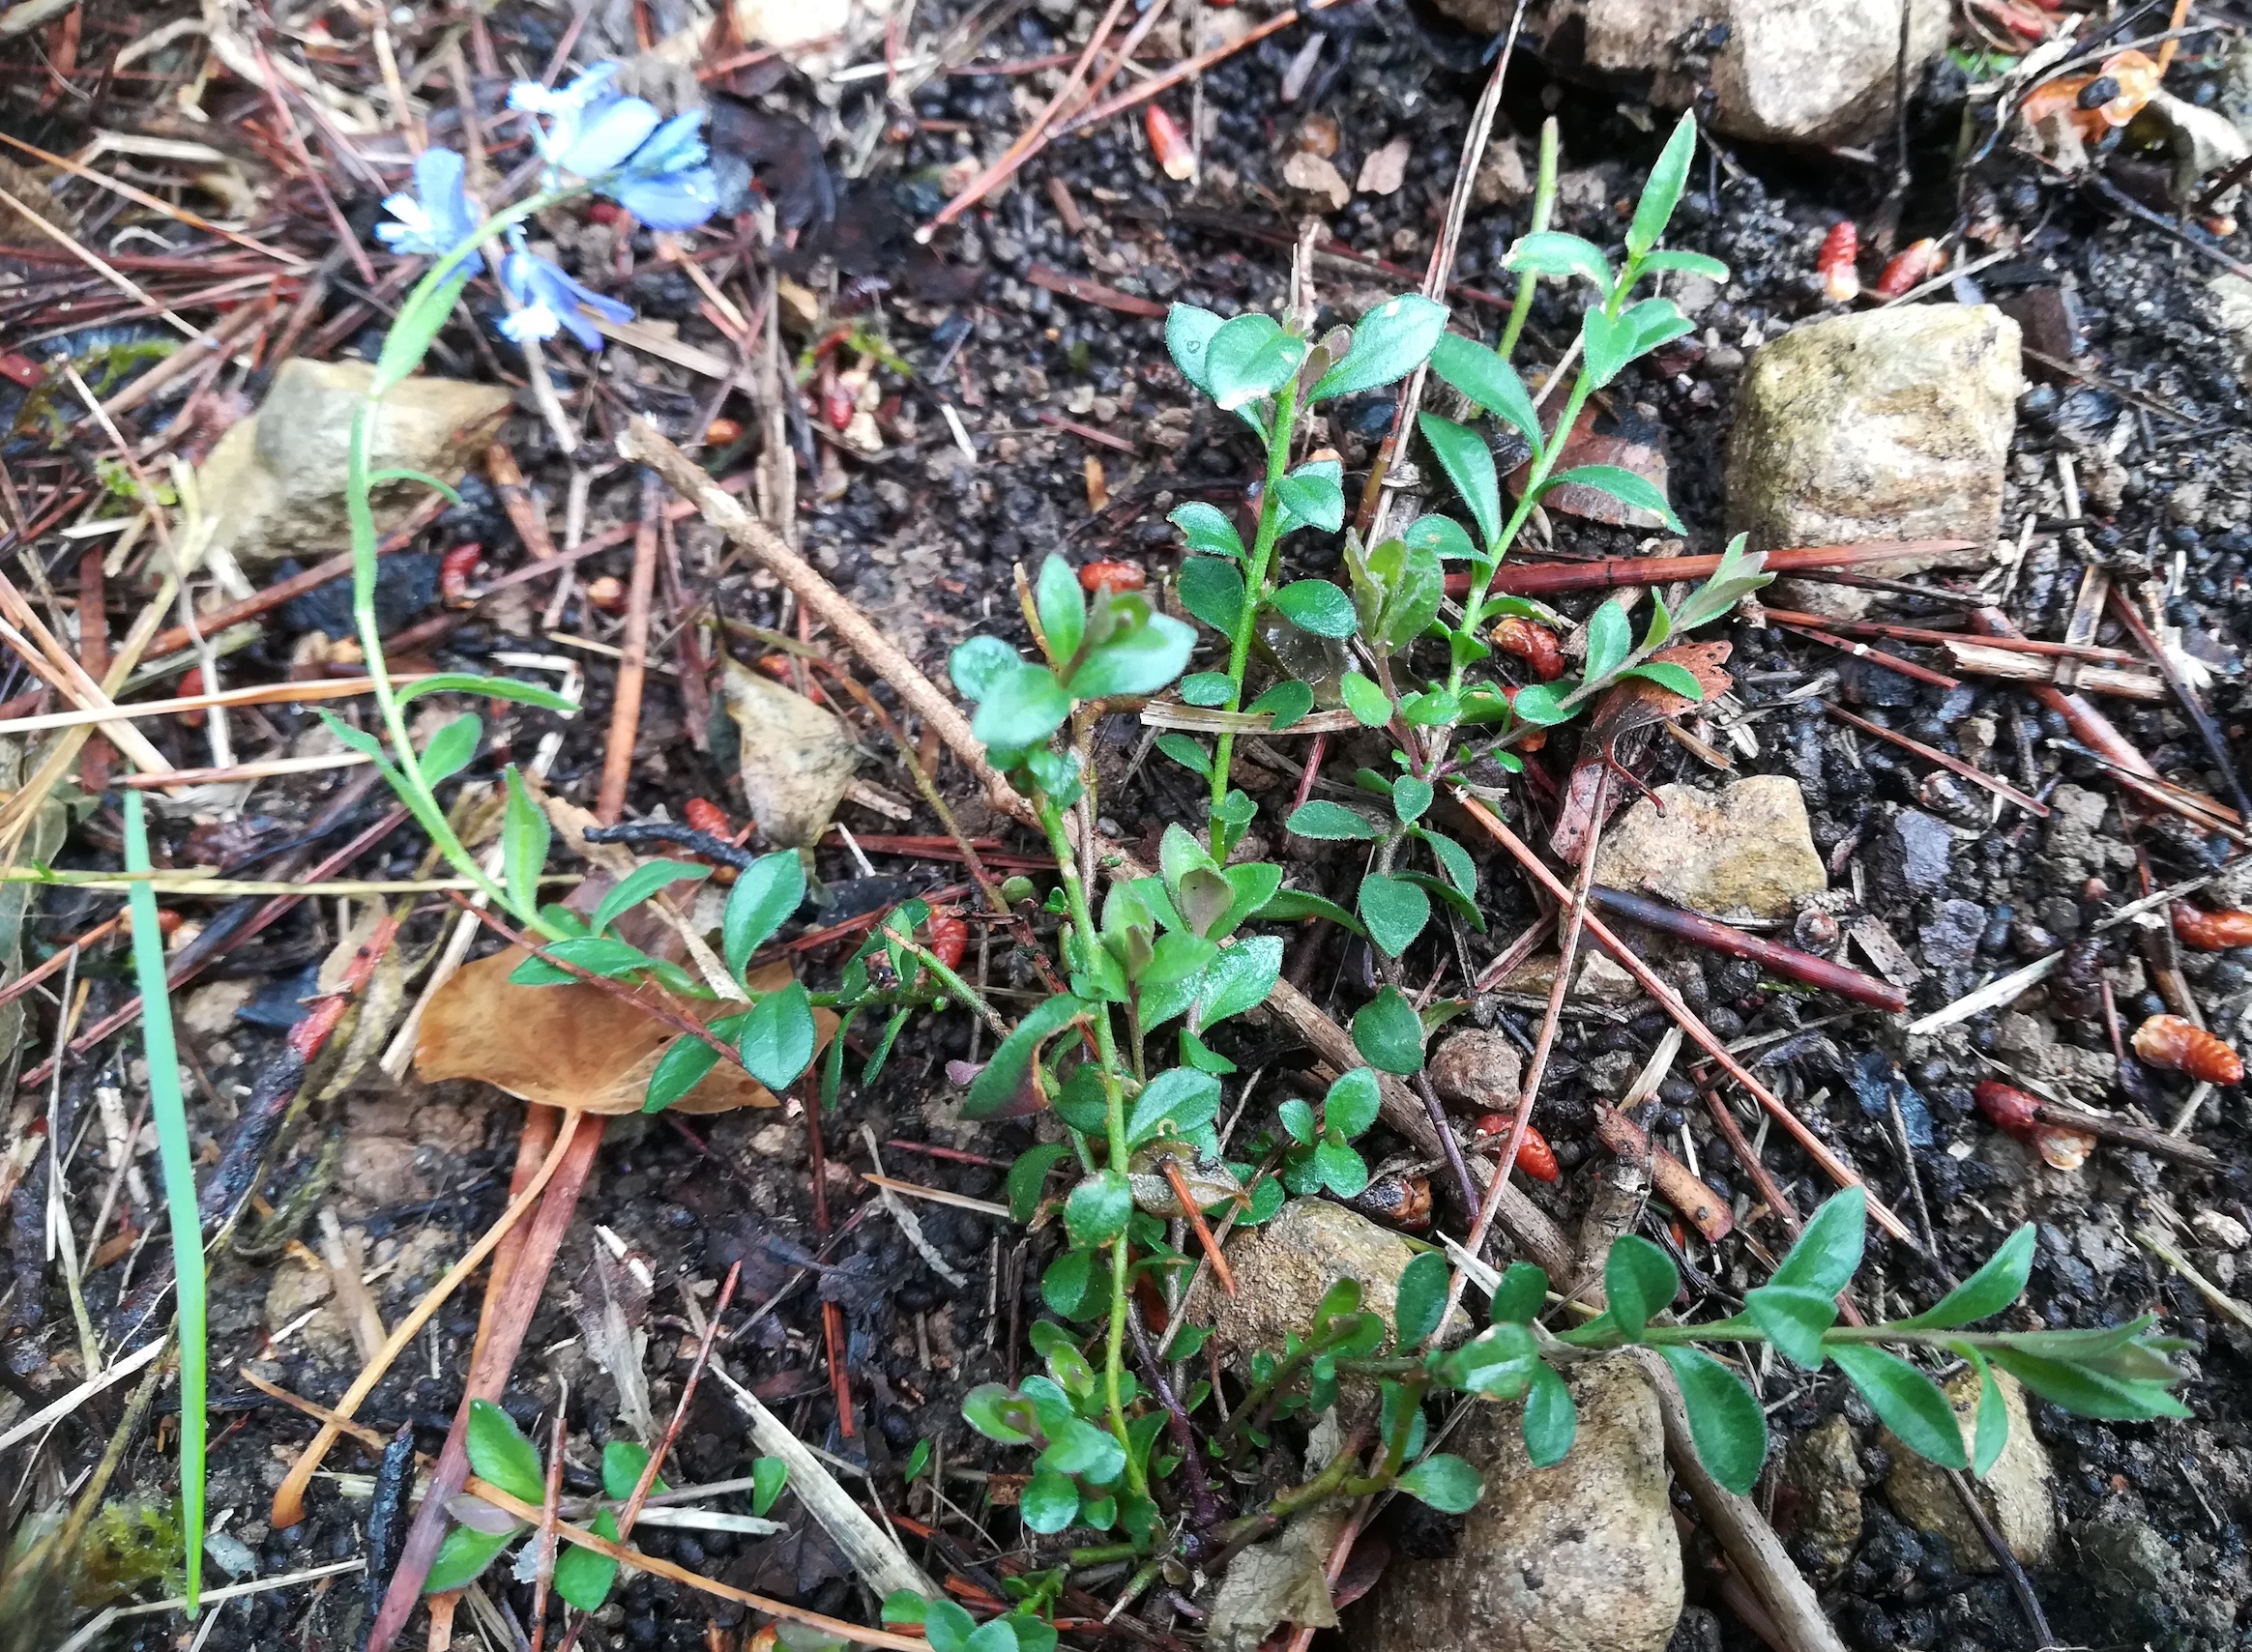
<box><xmin>375</xmin><ymin>145</ymin><xmax>477</xmax><ymax>257</ymax></box>
<box><xmin>607</xmin><ymin>169</ymin><xmax>721</xmax><ymax>231</ymax></box>
<box><xmin>557</xmin><ymin>96</ymin><xmax>660</xmax><ymax>177</ymax></box>
<box><xmin>625</xmin><ymin>109</ymin><xmax>709</xmax><ymax>177</ymax></box>
<box><xmin>499</xmin><ymin>251</ymin><xmax>632</xmax><ymax>352</ymax></box>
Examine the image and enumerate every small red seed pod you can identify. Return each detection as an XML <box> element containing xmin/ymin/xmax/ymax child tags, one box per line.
<box><xmin>583</xmin><ymin>575</ymin><xmax>629</xmax><ymax>614</ymax></box>
<box><xmin>1347</xmin><ymin>1173</ymin><xmax>1432</xmax><ymax>1229</ymax></box>
<box><xmin>438</xmin><ymin>542</ymin><xmax>482</xmax><ymax>604</ymax></box>
<box><xmin>924</xmin><ymin>908</ymin><xmax>969</xmax><ymax>970</ymax></box>
<box><xmin>1079</xmin><ymin>560</ymin><xmax>1146</xmax><ymax>594</ymax></box>
<box><xmin>2171</xmin><ymin>904</ymin><xmax>2252</xmax><ymax>951</ymax></box>
<box><xmin>1471</xmin><ymin>1113</ymin><xmax>1561</xmax><ymax>1182</ymax></box>
<box><xmin>705</xmin><ymin>417</ymin><xmax>744</xmax><ymax>446</ymax></box>
<box><xmin>1973</xmin><ymin>1079</ymin><xmax>2041</xmax><ymax>1140</ymax></box>
<box><xmin>177</xmin><ymin>664</ymin><xmax>211</xmax><ymax>728</ymax></box>
<box><xmin>1146</xmin><ymin>105</ymin><xmax>1195</xmax><ymax>183</ymax></box>
<box><xmin>1493</xmin><ymin>616</ymin><xmax>1565</xmax><ymax>681</ymax></box>
<box><xmin>1874</xmin><ymin>238</ymin><xmax>1942</xmax><ymax>300</ymax></box>
<box><xmin>2132</xmin><ymin>1014</ymin><xmax>2245</xmax><ymax>1085</ymax></box>
<box><xmin>1817</xmin><ymin>221</ymin><xmax>1860</xmax><ymax>303</ymax></box>
<box><xmin>683</xmin><ymin>797</ymin><xmax>732</xmax><ymax>838</ymax></box>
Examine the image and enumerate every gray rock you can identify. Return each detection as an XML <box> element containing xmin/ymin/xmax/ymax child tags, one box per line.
<box><xmin>194</xmin><ymin>359</ymin><xmax>512</xmax><ymax>569</ymax></box>
<box><xmin>1593</xmin><ymin>775</ymin><xmax>1828</xmax><ymax>919</ymax></box>
<box><xmin>719</xmin><ymin>658</ymin><xmax>859</xmax><ymax>849</ymax></box>
<box><xmin>1781</xmin><ymin>1413</ymin><xmax>1865</xmax><ymax>1580</ymax></box>
<box><xmin>1728</xmin><ymin>306</ymin><xmax>2019</xmax><ymax>620</ymax></box>
<box><xmin>1868</xmin><ymin>809</ymin><xmax>1953</xmax><ymax>901</ymax></box>
<box><xmin>1428</xmin><ymin>0</ymin><xmax>1946</xmax><ymax>145</ymax></box>
<box><xmin>1885</xmin><ymin>1368</ymin><xmax>2055</xmax><ymax>1572</ymax></box>
<box><xmin>1188</xmin><ymin>1198</ymin><xmax>1467</xmax><ymax>1378</ymax></box>
<box><xmin>1357</xmin><ymin>1358</ymin><xmax>1682</xmax><ymax>1652</ymax></box>
<box><xmin>2071</xmin><ymin>1516</ymin><xmax>2236</xmax><ymax>1645</ymax></box>
<box><xmin>1429</xmin><ymin>1029</ymin><xmax>1525</xmax><ymax>1112</ymax></box>
<box><xmin>1918</xmin><ymin>899</ymin><xmax>1986</xmax><ymax>971</ymax></box>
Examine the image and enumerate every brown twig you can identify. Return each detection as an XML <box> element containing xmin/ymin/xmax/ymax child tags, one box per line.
<box><xmin>270</xmin><ymin>1115</ymin><xmax>587</xmax><ymax>1529</ymax></box>
<box><xmin>1440</xmin><ymin>540</ymin><xmax>1976</xmax><ymax>599</ymax></box>
<box><xmin>550</xmin><ymin>1263</ymin><xmax>747</xmax><ymax>1652</ymax></box>
<box><xmin>527</xmin><ymin>1408</ymin><xmax>568</xmax><ymax>1652</ymax></box>
<box><xmin>1593</xmin><ymin>1104</ymin><xmax>1733</xmax><ymax>1241</ymax></box>
<box><xmin>2105</xmin><ymin>583</ymin><xmax>2252</xmax><ymax>826</ymax></box>
<box><xmin>1628</xmin><ymin>1348</ymin><xmax>1852</xmax><ymax>1652</ymax></box>
<box><xmin>1769</xmin><ymin>618</ymin><xmax>1960</xmax><ymax>690</ymax></box>
<box><xmin>1969</xmin><ymin>606</ymin><xmax>2160</xmax><ymax>779</ymax></box>
<box><xmin>916</xmin><ymin>0</ymin><xmax>1136</xmax><ymax>242</ymax></box>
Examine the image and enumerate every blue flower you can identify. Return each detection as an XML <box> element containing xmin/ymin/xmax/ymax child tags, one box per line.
<box><xmin>511</xmin><ymin>63</ymin><xmax>658</xmax><ymax>179</ymax></box>
<box><xmin>510</xmin><ymin>62</ymin><xmax>722</xmax><ymax>231</ymax></box>
<box><xmin>376</xmin><ymin>147</ymin><xmax>477</xmax><ymax>258</ymax></box>
<box><xmin>605</xmin><ymin>109</ymin><xmax>720</xmax><ymax>230</ymax></box>
<box><xmin>498</xmin><ymin>251</ymin><xmax>632</xmax><ymax>352</ymax></box>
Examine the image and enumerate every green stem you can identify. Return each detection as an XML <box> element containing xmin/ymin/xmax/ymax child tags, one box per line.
<box><xmin>1038</xmin><ymin>795</ymin><xmax>1146</xmax><ymax>1495</ymax></box>
<box><xmin>1495</xmin><ymin>119</ymin><xmax>1559</xmax><ymax>366</ymax></box>
<box><xmin>1446</xmin><ymin>371</ymin><xmax>1595</xmax><ymax>704</ymax></box>
<box><xmin>880</xmin><ymin>919</ymin><xmax>1008</xmax><ymax>1038</ymax></box>
<box><xmin>1208</xmin><ymin>388</ymin><xmax>1302</xmax><ymax>858</ymax></box>
<box><xmin>347</xmin><ymin>192</ymin><xmax>574</xmax><ymax>936</ymax></box>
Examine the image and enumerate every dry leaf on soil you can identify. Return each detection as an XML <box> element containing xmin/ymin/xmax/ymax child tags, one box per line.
<box><xmin>415</xmin><ymin>951</ymin><xmax>834</xmax><ymax>1114</ymax></box>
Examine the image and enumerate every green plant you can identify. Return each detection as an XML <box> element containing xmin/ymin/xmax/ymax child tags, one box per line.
<box><xmin>881</xmin><ymin>1589</ymin><xmax>1058</xmax><ymax>1652</ymax></box>
<box><xmin>121</xmin><ymin>791</ymin><xmax>204</xmax><ymax>1614</ymax></box>
<box><xmin>426</xmin><ymin>1401</ymin><xmax>791</xmax><ymax>1609</ymax></box>
<box><xmin>1162</xmin><ymin>290</ymin><xmax>1449</xmax><ymax>858</ymax></box>
<box><xmin>1155</xmin><ymin>112</ymin><xmax>1768</xmax><ymax>969</ymax></box>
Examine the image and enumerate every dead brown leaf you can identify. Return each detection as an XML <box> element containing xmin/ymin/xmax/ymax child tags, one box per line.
<box><xmin>415</xmin><ymin>952</ymin><xmax>834</xmax><ymax>1114</ymax></box>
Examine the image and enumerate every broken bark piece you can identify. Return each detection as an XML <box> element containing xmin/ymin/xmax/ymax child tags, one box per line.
<box><xmin>1592</xmin><ymin>1104</ymin><xmax>1734</xmax><ymax>1242</ymax></box>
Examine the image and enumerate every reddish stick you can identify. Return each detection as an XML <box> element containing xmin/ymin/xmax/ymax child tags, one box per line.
<box><xmin>1454</xmin><ymin>796</ymin><xmax>1916</xmax><ymax>1245</ymax></box>
<box><xmin>597</xmin><ymin>475</ymin><xmax>661</xmax><ymax>824</ymax></box>
<box><xmin>1769</xmin><ymin>618</ymin><xmax>1960</xmax><ymax>690</ymax></box>
<box><xmin>77</xmin><ymin>545</ymin><xmax>108</xmax><ymax>793</ymax></box>
<box><xmin>918</xmin><ymin>0</ymin><xmax>1135</xmax><ymax>241</ymax></box>
<box><xmin>1588</xmin><ymin>886</ymin><xmax>1908</xmax><ymax>1013</ymax></box>
<box><xmin>364</xmin><ymin>1111</ymin><xmax>608</xmax><ymax>1652</ymax></box>
<box><xmin>1440</xmin><ymin>540</ymin><xmax>1975</xmax><ymax>600</ymax></box>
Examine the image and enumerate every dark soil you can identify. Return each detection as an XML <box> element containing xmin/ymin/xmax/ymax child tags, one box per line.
<box><xmin>4</xmin><ymin>3</ymin><xmax>2252</xmax><ymax>1651</ymax></box>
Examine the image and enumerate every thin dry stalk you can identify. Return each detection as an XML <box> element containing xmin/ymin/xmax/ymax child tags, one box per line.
<box><xmin>1456</xmin><ymin>795</ymin><xmax>1917</xmax><ymax>1246</ymax></box>
<box><xmin>268</xmin><ymin>1119</ymin><xmax>582</xmax><ymax>1527</ymax></box>
<box><xmin>597</xmin><ymin>475</ymin><xmax>662</xmax><ymax>823</ymax></box>
<box><xmin>916</xmin><ymin>0</ymin><xmax>1136</xmax><ymax>242</ymax></box>
<box><xmin>1446</xmin><ymin>772</ymin><xmax>1607</xmax><ymax>1332</ymax></box>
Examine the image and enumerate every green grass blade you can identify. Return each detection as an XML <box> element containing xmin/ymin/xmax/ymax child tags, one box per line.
<box><xmin>123</xmin><ymin>791</ymin><xmax>203</xmax><ymax>1613</ymax></box>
